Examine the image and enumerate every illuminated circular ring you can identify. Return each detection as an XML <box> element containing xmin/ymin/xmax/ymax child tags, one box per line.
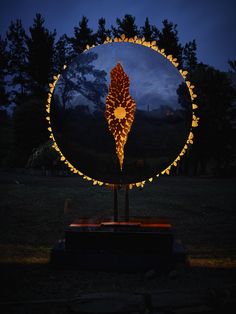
<box><xmin>46</xmin><ymin>34</ymin><xmax>199</xmax><ymax>189</ymax></box>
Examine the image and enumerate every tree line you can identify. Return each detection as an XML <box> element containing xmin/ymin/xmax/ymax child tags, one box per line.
<box><xmin>0</xmin><ymin>14</ymin><xmax>235</xmax><ymax>176</ymax></box>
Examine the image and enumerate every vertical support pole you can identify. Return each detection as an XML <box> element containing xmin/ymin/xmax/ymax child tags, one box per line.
<box><xmin>113</xmin><ymin>185</ymin><xmax>118</xmax><ymax>222</ymax></box>
<box><xmin>125</xmin><ymin>185</ymin><xmax>130</xmax><ymax>222</ymax></box>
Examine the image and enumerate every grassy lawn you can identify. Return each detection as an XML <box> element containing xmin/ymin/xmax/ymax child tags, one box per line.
<box><xmin>0</xmin><ymin>171</ymin><xmax>236</xmax><ymax>301</ymax></box>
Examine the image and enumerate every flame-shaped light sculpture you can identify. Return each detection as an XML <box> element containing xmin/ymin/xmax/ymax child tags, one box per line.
<box><xmin>46</xmin><ymin>34</ymin><xmax>199</xmax><ymax>188</ymax></box>
<box><xmin>105</xmin><ymin>63</ymin><xmax>136</xmax><ymax>171</ymax></box>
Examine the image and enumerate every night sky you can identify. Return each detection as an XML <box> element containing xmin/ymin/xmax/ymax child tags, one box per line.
<box><xmin>0</xmin><ymin>0</ymin><xmax>236</xmax><ymax>71</ymax></box>
<box><xmin>56</xmin><ymin>42</ymin><xmax>184</xmax><ymax>111</ymax></box>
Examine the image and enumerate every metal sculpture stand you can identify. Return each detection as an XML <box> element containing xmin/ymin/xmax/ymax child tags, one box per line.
<box><xmin>50</xmin><ymin>185</ymin><xmax>186</xmax><ymax>271</ymax></box>
<box><xmin>113</xmin><ymin>185</ymin><xmax>118</xmax><ymax>222</ymax></box>
<box><xmin>113</xmin><ymin>185</ymin><xmax>130</xmax><ymax>222</ymax></box>
<box><xmin>125</xmin><ymin>185</ymin><xmax>130</xmax><ymax>222</ymax></box>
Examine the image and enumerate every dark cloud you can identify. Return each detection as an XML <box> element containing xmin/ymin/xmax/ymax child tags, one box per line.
<box><xmin>93</xmin><ymin>42</ymin><xmax>182</xmax><ymax>98</ymax></box>
<box><xmin>57</xmin><ymin>42</ymin><xmax>183</xmax><ymax>111</ymax></box>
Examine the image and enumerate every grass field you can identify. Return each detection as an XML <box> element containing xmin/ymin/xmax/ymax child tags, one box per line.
<box><xmin>0</xmin><ymin>170</ymin><xmax>236</xmax><ymax>302</ymax></box>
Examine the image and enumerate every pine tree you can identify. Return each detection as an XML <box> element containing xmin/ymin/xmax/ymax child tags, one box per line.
<box><xmin>0</xmin><ymin>38</ymin><xmax>12</xmax><ymax>166</ymax></box>
<box><xmin>26</xmin><ymin>13</ymin><xmax>56</xmax><ymax>96</ymax></box>
<box><xmin>157</xmin><ymin>20</ymin><xmax>183</xmax><ymax>67</ymax></box>
<box><xmin>183</xmin><ymin>40</ymin><xmax>197</xmax><ymax>72</ymax></box>
<box><xmin>0</xmin><ymin>36</ymin><xmax>9</xmax><ymax>107</ymax></box>
<box><xmin>96</xmin><ymin>18</ymin><xmax>111</xmax><ymax>44</ymax></box>
<box><xmin>11</xmin><ymin>14</ymin><xmax>55</xmax><ymax>166</ymax></box>
<box><xmin>7</xmin><ymin>19</ymin><xmax>27</xmax><ymax>104</ymax></box>
<box><xmin>70</xmin><ymin>16</ymin><xmax>95</xmax><ymax>55</ymax></box>
<box><xmin>112</xmin><ymin>14</ymin><xmax>139</xmax><ymax>38</ymax></box>
<box><xmin>54</xmin><ymin>34</ymin><xmax>73</xmax><ymax>73</ymax></box>
<box><xmin>140</xmin><ymin>17</ymin><xmax>158</xmax><ymax>42</ymax></box>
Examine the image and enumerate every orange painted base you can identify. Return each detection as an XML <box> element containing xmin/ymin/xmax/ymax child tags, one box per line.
<box><xmin>69</xmin><ymin>217</ymin><xmax>172</xmax><ymax>229</ymax></box>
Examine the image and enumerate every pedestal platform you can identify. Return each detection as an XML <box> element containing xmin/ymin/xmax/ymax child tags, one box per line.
<box><xmin>50</xmin><ymin>217</ymin><xmax>186</xmax><ymax>271</ymax></box>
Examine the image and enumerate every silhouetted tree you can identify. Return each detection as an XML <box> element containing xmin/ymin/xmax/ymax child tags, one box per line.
<box><xmin>178</xmin><ymin>63</ymin><xmax>236</xmax><ymax>175</ymax></box>
<box><xmin>7</xmin><ymin>19</ymin><xmax>28</xmax><ymax>104</ymax></box>
<box><xmin>26</xmin><ymin>13</ymin><xmax>56</xmax><ymax>96</ymax></box>
<box><xmin>0</xmin><ymin>36</ymin><xmax>13</xmax><ymax>166</ymax></box>
<box><xmin>227</xmin><ymin>59</ymin><xmax>236</xmax><ymax>162</ymax></box>
<box><xmin>54</xmin><ymin>34</ymin><xmax>73</xmax><ymax>73</ymax></box>
<box><xmin>55</xmin><ymin>67</ymin><xmax>77</xmax><ymax>111</ymax></box>
<box><xmin>9</xmin><ymin>14</ymin><xmax>55</xmax><ymax>166</ymax></box>
<box><xmin>177</xmin><ymin>82</ymin><xmax>192</xmax><ymax>116</ymax></box>
<box><xmin>56</xmin><ymin>52</ymin><xmax>107</xmax><ymax>111</ymax></box>
<box><xmin>0</xmin><ymin>109</ymin><xmax>13</xmax><ymax>167</ymax></box>
<box><xmin>157</xmin><ymin>19</ymin><xmax>183</xmax><ymax>67</ymax></box>
<box><xmin>70</xmin><ymin>16</ymin><xmax>95</xmax><ymax>55</ymax></box>
<box><xmin>4</xmin><ymin>12</ymin><xmax>235</xmax><ymax>175</ymax></box>
<box><xmin>26</xmin><ymin>140</ymin><xmax>64</xmax><ymax>173</ymax></box>
<box><xmin>96</xmin><ymin>18</ymin><xmax>111</xmax><ymax>44</ymax></box>
<box><xmin>112</xmin><ymin>14</ymin><xmax>139</xmax><ymax>38</ymax></box>
<box><xmin>84</xmin><ymin>66</ymin><xmax>108</xmax><ymax>111</ymax></box>
<box><xmin>0</xmin><ymin>36</ymin><xmax>9</xmax><ymax>107</ymax></box>
<box><xmin>12</xmin><ymin>96</ymin><xmax>48</xmax><ymax>166</ymax></box>
<box><xmin>228</xmin><ymin>59</ymin><xmax>236</xmax><ymax>73</ymax></box>
<box><xmin>140</xmin><ymin>17</ymin><xmax>158</xmax><ymax>42</ymax></box>
<box><xmin>183</xmin><ymin>40</ymin><xmax>197</xmax><ymax>72</ymax></box>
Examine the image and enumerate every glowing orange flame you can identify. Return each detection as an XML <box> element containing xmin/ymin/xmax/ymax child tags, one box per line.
<box><xmin>105</xmin><ymin>63</ymin><xmax>136</xmax><ymax>171</ymax></box>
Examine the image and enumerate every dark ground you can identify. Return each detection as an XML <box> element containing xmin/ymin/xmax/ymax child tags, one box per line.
<box><xmin>0</xmin><ymin>170</ymin><xmax>236</xmax><ymax>303</ymax></box>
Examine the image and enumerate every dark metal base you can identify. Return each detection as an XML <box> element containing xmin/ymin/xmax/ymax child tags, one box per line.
<box><xmin>50</xmin><ymin>217</ymin><xmax>186</xmax><ymax>271</ymax></box>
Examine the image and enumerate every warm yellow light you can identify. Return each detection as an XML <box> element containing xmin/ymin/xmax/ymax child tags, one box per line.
<box><xmin>46</xmin><ymin>34</ymin><xmax>199</xmax><ymax>188</ymax></box>
<box><xmin>105</xmin><ymin>63</ymin><xmax>136</xmax><ymax>171</ymax></box>
<box><xmin>114</xmin><ymin>106</ymin><xmax>127</xmax><ymax>119</ymax></box>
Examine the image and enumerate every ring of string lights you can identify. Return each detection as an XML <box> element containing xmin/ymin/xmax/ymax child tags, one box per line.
<box><xmin>46</xmin><ymin>34</ymin><xmax>199</xmax><ymax>189</ymax></box>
